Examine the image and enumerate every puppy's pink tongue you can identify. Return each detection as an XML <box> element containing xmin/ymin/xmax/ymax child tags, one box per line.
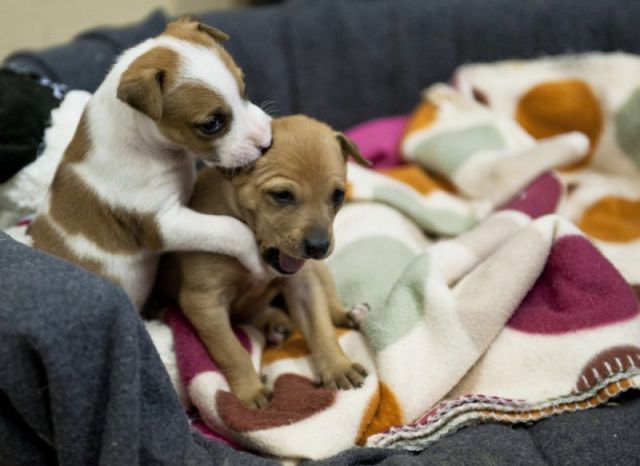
<box><xmin>279</xmin><ymin>252</ymin><xmax>305</xmax><ymax>274</ymax></box>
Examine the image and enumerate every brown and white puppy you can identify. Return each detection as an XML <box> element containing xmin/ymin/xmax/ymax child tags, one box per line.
<box><xmin>29</xmin><ymin>17</ymin><xmax>272</xmax><ymax>310</ymax></box>
<box><xmin>160</xmin><ymin>115</ymin><xmax>371</xmax><ymax>408</ymax></box>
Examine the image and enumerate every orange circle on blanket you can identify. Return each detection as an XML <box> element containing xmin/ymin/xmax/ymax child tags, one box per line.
<box><xmin>262</xmin><ymin>328</ymin><xmax>351</xmax><ymax>365</ymax></box>
<box><xmin>357</xmin><ymin>382</ymin><xmax>403</xmax><ymax>443</ymax></box>
<box><xmin>578</xmin><ymin>196</ymin><xmax>640</xmax><ymax>242</ymax></box>
<box><xmin>378</xmin><ymin>164</ymin><xmax>456</xmax><ymax>194</ymax></box>
<box><xmin>515</xmin><ymin>79</ymin><xmax>603</xmax><ymax>169</ymax></box>
<box><xmin>345</xmin><ymin>181</ymin><xmax>354</xmax><ymax>201</ymax></box>
<box><xmin>403</xmin><ymin>101</ymin><xmax>438</xmax><ymax>138</ymax></box>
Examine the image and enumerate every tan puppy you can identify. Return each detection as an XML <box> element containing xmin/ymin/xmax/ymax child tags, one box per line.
<box><xmin>160</xmin><ymin>115</ymin><xmax>371</xmax><ymax>408</ymax></box>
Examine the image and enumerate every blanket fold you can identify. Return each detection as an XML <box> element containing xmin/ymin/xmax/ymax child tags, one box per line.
<box><xmin>4</xmin><ymin>51</ymin><xmax>640</xmax><ymax>461</ymax></box>
<box><xmin>142</xmin><ymin>52</ymin><xmax>640</xmax><ymax>460</ymax></box>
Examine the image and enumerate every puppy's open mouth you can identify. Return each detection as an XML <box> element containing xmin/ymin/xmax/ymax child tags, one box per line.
<box><xmin>264</xmin><ymin>248</ymin><xmax>306</xmax><ymax>275</ymax></box>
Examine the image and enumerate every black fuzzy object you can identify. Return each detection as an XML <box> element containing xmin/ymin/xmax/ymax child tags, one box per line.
<box><xmin>0</xmin><ymin>69</ymin><xmax>60</xmax><ymax>183</ymax></box>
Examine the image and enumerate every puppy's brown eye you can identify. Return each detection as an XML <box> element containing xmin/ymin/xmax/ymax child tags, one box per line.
<box><xmin>332</xmin><ymin>188</ymin><xmax>345</xmax><ymax>206</ymax></box>
<box><xmin>198</xmin><ymin>114</ymin><xmax>226</xmax><ymax>135</ymax></box>
<box><xmin>270</xmin><ymin>190</ymin><xmax>294</xmax><ymax>205</ymax></box>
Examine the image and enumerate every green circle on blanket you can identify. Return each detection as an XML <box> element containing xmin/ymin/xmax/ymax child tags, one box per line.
<box><xmin>373</xmin><ymin>186</ymin><xmax>476</xmax><ymax>236</ymax></box>
<box><xmin>328</xmin><ymin>236</ymin><xmax>417</xmax><ymax>314</ymax></box>
<box><xmin>363</xmin><ymin>253</ymin><xmax>430</xmax><ymax>352</ymax></box>
<box><xmin>615</xmin><ymin>88</ymin><xmax>640</xmax><ymax>169</ymax></box>
<box><xmin>413</xmin><ymin>124</ymin><xmax>506</xmax><ymax>177</ymax></box>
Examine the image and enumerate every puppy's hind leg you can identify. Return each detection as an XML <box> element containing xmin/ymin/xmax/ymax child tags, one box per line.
<box><xmin>249</xmin><ymin>306</ymin><xmax>293</xmax><ymax>346</ymax></box>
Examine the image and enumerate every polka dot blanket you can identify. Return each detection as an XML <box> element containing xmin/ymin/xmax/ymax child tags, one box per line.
<box><xmin>144</xmin><ymin>52</ymin><xmax>640</xmax><ymax>460</ymax></box>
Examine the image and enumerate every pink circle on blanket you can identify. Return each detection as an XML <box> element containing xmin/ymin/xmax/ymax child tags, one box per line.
<box><xmin>166</xmin><ymin>309</ymin><xmax>252</xmax><ymax>385</ymax></box>
<box><xmin>344</xmin><ymin>115</ymin><xmax>410</xmax><ymax>169</ymax></box>
<box><xmin>507</xmin><ymin>235</ymin><xmax>639</xmax><ymax>334</ymax></box>
<box><xmin>500</xmin><ymin>172</ymin><xmax>562</xmax><ymax>219</ymax></box>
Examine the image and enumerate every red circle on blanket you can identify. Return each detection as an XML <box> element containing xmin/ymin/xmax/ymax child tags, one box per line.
<box><xmin>216</xmin><ymin>374</ymin><xmax>336</xmax><ymax>432</ymax></box>
<box><xmin>507</xmin><ymin>235</ymin><xmax>639</xmax><ymax>334</ymax></box>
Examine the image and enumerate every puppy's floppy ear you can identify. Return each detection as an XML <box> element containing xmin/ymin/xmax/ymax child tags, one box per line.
<box><xmin>176</xmin><ymin>14</ymin><xmax>229</xmax><ymax>42</ymax></box>
<box><xmin>117</xmin><ymin>66</ymin><xmax>164</xmax><ymax>121</ymax></box>
<box><xmin>197</xmin><ymin>22</ymin><xmax>229</xmax><ymax>43</ymax></box>
<box><xmin>336</xmin><ymin>133</ymin><xmax>372</xmax><ymax>167</ymax></box>
<box><xmin>117</xmin><ymin>46</ymin><xmax>178</xmax><ymax>121</ymax></box>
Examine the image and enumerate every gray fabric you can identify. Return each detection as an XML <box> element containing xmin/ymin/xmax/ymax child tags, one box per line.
<box><xmin>0</xmin><ymin>233</ymin><xmax>275</xmax><ymax>466</ymax></box>
<box><xmin>1</xmin><ymin>234</ymin><xmax>638</xmax><ymax>466</ymax></box>
<box><xmin>6</xmin><ymin>0</ymin><xmax>640</xmax><ymax>129</ymax></box>
<box><xmin>3</xmin><ymin>0</ymin><xmax>640</xmax><ymax>464</ymax></box>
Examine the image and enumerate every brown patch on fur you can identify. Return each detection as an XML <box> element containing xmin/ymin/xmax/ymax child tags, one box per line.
<box><xmin>163</xmin><ymin>16</ymin><xmax>225</xmax><ymax>48</ymax></box>
<box><xmin>197</xmin><ymin>22</ymin><xmax>229</xmax><ymax>42</ymax></box>
<box><xmin>64</xmin><ymin>114</ymin><xmax>90</xmax><ymax>163</ymax></box>
<box><xmin>29</xmin><ymin>215</ymin><xmax>119</xmax><ymax>284</ymax></box>
<box><xmin>47</xmin><ymin>166</ymin><xmax>163</xmax><ymax>254</ymax></box>
<box><xmin>117</xmin><ymin>47</ymin><xmax>180</xmax><ymax>120</ymax></box>
<box><xmin>157</xmin><ymin>82</ymin><xmax>232</xmax><ymax>155</ymax></box>
<box><xmin>32</xmin><ymin>115</ymin><xmax>162</xmax><ymax>256</ymax></box>
<box><xmin>117</xmin><ymin>45</ymin><xmax>239</xmax><ymax>157</ymax></box>
<box><xmin>162</xmin><ymin>17</ymin><xmax>245</xmax><ymax>97</ymax></box>
<box><xmin>215</xmin><ymin>46</ymin><xmax>246</xmax><ymax>98</ymax></box>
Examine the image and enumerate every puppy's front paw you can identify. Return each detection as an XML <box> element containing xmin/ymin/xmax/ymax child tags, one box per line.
<box><xmin>236</xmin><ymin>384</ymin><xmax>271</xmax><ymax>410</ymax></box>
<box><xmin>233</xmin><ymin>227</ymin><xmax>268</xmax><ymax>279</ymax></box>
<box><xmin>241</xmin><ymin>252</ymin><xmax>268</xmax><ymax>281</ymax></box>
<box><xmin>331</xmin><ymin>303</ymin><xmax>370</xmax><ymax>329</ymax></box>
<box><xmin>347</xmin><ymin>303</ymin><xmax>370</xmax><ymax>328</ymax></box>
<box><xmin>320</xmin><ymin>362</ymin><xmax>368</xmax><ymax>390</ymax></box>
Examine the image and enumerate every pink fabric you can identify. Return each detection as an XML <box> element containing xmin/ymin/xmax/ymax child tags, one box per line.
<box><xmin>165</xmin><ymin>309</ymin><xmax>252</xmax><ymax>385</ymax></box>
<box><xmin>344</xmin><ymin>115</ymin><xmax>410</xmax><ymax>169</ymax></box>
<box><xmin>500</xmin><ymin>172</ymin><xmax>562</xmax><ymax>219</ymax></box>
<box><xmin>507</xmin><ymin>235</ymin><xmax>639</xmax><ymax>334</ymax></box>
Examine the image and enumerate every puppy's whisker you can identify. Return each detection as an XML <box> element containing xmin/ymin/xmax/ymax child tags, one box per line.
<box><xmin>260</xmin><ymin>99</ymin><xmax>276</xmax><ymax>108</ymax></box>
<box><xmin>260</xmin><ymin>100</ymin><xmax>279</xmax><ymax>116</ymax></box>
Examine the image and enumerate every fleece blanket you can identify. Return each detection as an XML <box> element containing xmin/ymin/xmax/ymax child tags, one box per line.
<box><xmin>141</xmin><ymin>52</ymin><xmax>640</xmax><ymax>460</ymax></box>
<box><xmin>3</xmin><ymin>53</ymin><xmax>640</xmax><ymax>461</ymax></box>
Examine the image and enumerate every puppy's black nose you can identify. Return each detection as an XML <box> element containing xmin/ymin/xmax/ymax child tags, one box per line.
<box><xmin>303</xmin><ymin>230</ymin><xmax>330</xmax><ymax>259</ymax></box>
